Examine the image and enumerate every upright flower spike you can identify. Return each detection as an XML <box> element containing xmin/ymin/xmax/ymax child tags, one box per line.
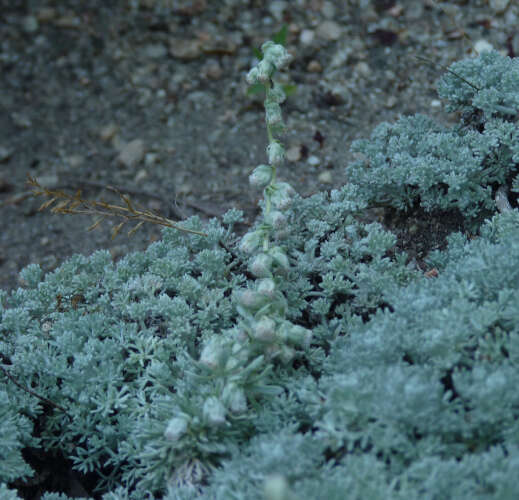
<box><xmin>234</xmin><ymin>37</ymin><xmax>313</xmax><ymax>362</ymax></box>
<box><xmin>190</xmin><ymin>37</ymin><xmax>311</xmax><ymax>444</ymax></box>
<box><xmin>235</xmin><ymin>36</ymin><xmax>313</xmax><ymax>360</ymax></box>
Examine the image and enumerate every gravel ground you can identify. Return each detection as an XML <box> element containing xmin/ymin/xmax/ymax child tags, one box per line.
<box><xmin>1</xmin><ymin>0</ymin><xmax>517</xmax><ymax>292</ymax></box>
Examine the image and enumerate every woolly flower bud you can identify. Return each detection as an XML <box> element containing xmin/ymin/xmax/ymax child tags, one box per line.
<box><xmin>257</xmin><ymin>278</ymin><xmax>276</xmax><ymax>299</ymax></box>
<box><xmin>279</xmin><ymin>345</ymin><xmax>296</xmax><ymax>364</ymax></box>
<box><xmin>262</xmin><ymin>41</ymin><xmax>292</xmax><ymax>69</ymax></box>
<box><xmin>246</xmin><ymin>67</ymin><xmax>260</xmax><ymax>85</ymax></box>
<box><xmin>266</xmin><ymin>82</ymin><xmax>286</xmax><ymax>104</ymax></box>
<box><xmin>277</xmin><ymin>322</ymin><xmax>312</xmax><ymax>348</ymax></box>
<box><xmin>290</xmin><ymin>324</ymin><xmax>313</xmax><ymax>349</ymax></box>
<box><xmin>203</xmin><ymin>396</ymin><xmax>226</xmax><ymax>426</ymax></box>
<box><xmin>266</xmin><ymin>341</ymin><xmax>295</xmax><ymax>364</ymax></box>
<box><xmin>237</xmin><ymin>289</ymin><xmax>268</xmax><ymax>311</ymax></box>
<box><xmin>226</xmin><ymin>340</ymin><xmax>249</xmax><ymax>367</ymax></box>
<box><xmin>265</xmin><ymin>101</ymin><xmax>283</xmax><ymax>126</ymax></box>
<box><xmin>265</xmin><ymin>210</ymin><xmax>287</xmax><ymax>230</ymax></box>
<box><xmin>239</xmin><ymin>230</ymin><xmax>263</xmax><ymax>254</ymax></box>
<box><xmin>253</xmin><ymin>316</ymin><xmax>277</xmax><ymax>342</ymax></box>
<box><xmin>164</xmin><ymin>416</ymin><xmax>189</xmax><ymax>442</ymax></box>
<box><xmin>249</xmin><ymin>164</ymin><xmax>273</xmax><ymax>189</ymax></box>
<box><xmin>269</xmin><ymin>246</ymin><xmax>290</xmax><ymax>271</ymax></box>
<box><xmin>222</xmin><ymin>383</ymin><xmax>247</xmax><ymax>414</ymax></box>
<box><xmin>200</xmin><ymin>337</ymin><xmax>226</xmax><ymax>369</ymax></box>
<box><xmin>267</xmin><ymin>142</ymin><xmax>285</xmax><ymax>166</ymax></box>
<box><xmin>270</xmin><ymin>182</ymin><xmax>295</xmax><ymax>210</ymax></box>
<box><xmin>250</xmin><ymin>253</ymin><xmax>273</xmax><ymax>278</ymax></box>
<box><xmin>257</xmin><ymin>59</ymin><xmax>274</xmax><ymax>82</ymax></box>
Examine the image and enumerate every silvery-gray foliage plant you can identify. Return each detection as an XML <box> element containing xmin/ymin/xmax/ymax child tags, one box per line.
<box><xmin>1</xmin><ymin>42</ymin><xmax>519</xmax><ymax>500</ymax></box>
<box><xmin>347</xmin><ymin>50</ymin><xmax>519</xmax><ymax>227</ymax></box>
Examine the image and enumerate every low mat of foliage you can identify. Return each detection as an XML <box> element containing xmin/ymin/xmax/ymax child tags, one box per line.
<box><xmin>1</xmin><ymin>51</ymin><xmax>519</xmax><ymax>500</ymax></box>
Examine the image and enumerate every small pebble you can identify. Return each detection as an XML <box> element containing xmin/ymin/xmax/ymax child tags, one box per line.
<box><xmin>307</xmin><ymin>155</ymin><xmax>320</xmax><ymax>166</ymax></box>
<box><xmin>36</xmin><ymin>175</ymin><xmax>59</xmax><ymax>189</ymax></box>
<box><xmin>0</xmin><ymin>146</ymin><xmax>13</xmax><ymax>163</ymax></box>
<box><xmin>354</xmin><ymin>61</ymin><xmax>371</xmax><ymax>78</ymax></box>
<box><xmin>11</xmin><ymin>112</ymin><xmax>32</xmax><ymax>129</ymax></box>
<box><xmin>286</xmin><ymin>145</ymin><xmax>302</xmax><ymax>162</ymax></box>
<box><xmin>143</xmin><ymin>43</ymin><xmax>167</xmax><ymax>59</ymax></box>
<box><xmin>54</xmin><ymin>16</ymin><xmax>81</xmax><ymax>28</ymax></box>
<box><xmin>37</xmin><ymin>7</ymin><xmax>56</xmax><ymax>22</ymax></box>
<box><xmin>385</xmin><ymin>95</ymin><xmax>397</xmax><ymax>108</ymax></box>
<box><xmin>135</xmin><ymin>168</ymin><xmax>148</xmax><ymax>182</ymax></box>
<box><xmin>316</xmin><ymin>21</ymin><xmax>342</xmax><ymax>41</ymax></box>
<box><xmin>330</xmin><ymin>46</ymin><xmax>354</xmax><ymax>68</ymax></box>
<box><xmin>66</xmin><ymin>155</ymin><xmax>84</xmax><ymax>169</ymax></box>
<box><xmin>489</xmin><ymin>0</ymin><xmax>510</xmax><ymax>14</ymax></box>
<box><xmin>474</xmin><ymin>39</ymin><xmax>493</xmax><ymax>54</ymax></box>
<box><xmin>145</xmin><ymin>152</ymin><xmax>158</xmax><ymax>166</ymax></box>
<box><xmin>318</xmin><ymin>171</ymin><xmax>332</xmax><ymax>184</ymax></box>
<box><xmin>117</xmin><ymin>139</ymin><xmax>145</xmax><ymax>169</ymax></box>
<box><xmin>99</xmin><ymin>123</ymin><xmax>118</xmax><ymax>142</ymax></box>
<box><xmin>321</xmin><ymin>1</ymin><xmax>336</xmax><ymax>19</ymax></box>
<box><xmin>299</xmin><ymin>29</ymin><xmax>315</xmax><ymax>46</ymax></box>
<box><xmin>307</xmin><ymin>60</ymin><xmax>322</xmax><ymax>73</ymax></box>
<box><xmin>169</xmin><ymin>38</ymin><xmax>203</xmax><ymax>60</ymax></box>
<box><xmin>288</xmin><ymin>23</ymin><xmax>300</xmax><ymax>35</ymax></box>
<box><xmin>387</xmin><ymin>4</ymin><xmax>404</xmax><ymax>18</ymax></box>
<box><xmin>202</xmin><ymin>59</ymin><xmax>223</xmax><ymax>80</ymax></box>
<box><xmin>268</xmin><ymin>1</ymin><xmax>287</xmax><ymax>21</ymax></box>
<box><xmin>23</xmin><ymin>15</ymin><xmax>39</xmax><ymax>33</ymax></box>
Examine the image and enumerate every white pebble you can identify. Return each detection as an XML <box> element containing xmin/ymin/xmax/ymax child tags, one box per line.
<box><xmin>318</xmin><ymin>171</ymin><xmax>333</xmax><ymax>184</ymax></box>
<box><xmin>307</xmin><ymin>155</ymin><xmax>320</xmax><ymax>166</ymax></box>
<box><xmin>474</xmin><ymin>39</ymin><xmax>494</xmax><ymax>54</ymax></box>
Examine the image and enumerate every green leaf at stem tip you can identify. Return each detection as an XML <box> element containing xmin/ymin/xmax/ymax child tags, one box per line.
<box><xmin>252</xmin><ymin>46</ymin><xmax>263</xmax><ymax>60</ymax></box>
<box><xmin>273</xmin><ymin>25</ymin><xmax>288</xmax><ymax>46</ymax></box>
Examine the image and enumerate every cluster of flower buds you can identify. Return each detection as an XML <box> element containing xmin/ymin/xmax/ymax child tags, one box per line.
<box><xmin>163</xmin><ymin>384</ymin><xmax>247</xmax><ymax>438</ymax></box>
<box><xmin>164</xmin><ymin>415</ymin><xmax>189</xmax><ymax>442</ymax></box>
<box><xmin>234</xmin><ymin>274</ymin><xmax>312</xmax><ymax>364</ymax></box>
<box><xmin>187</xmin><ymin>335</ymin><xmax>254</xmax><ymax>428</ymax></box>
<box><xmin>251</xmin><ymin>246</ymin><xmax>290</xmax><ymax>277</ymax></box>
<box><xmin>246</xmin><ymin>41</ymin><xmax>292</xmax><ymax>86</ymax></box>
